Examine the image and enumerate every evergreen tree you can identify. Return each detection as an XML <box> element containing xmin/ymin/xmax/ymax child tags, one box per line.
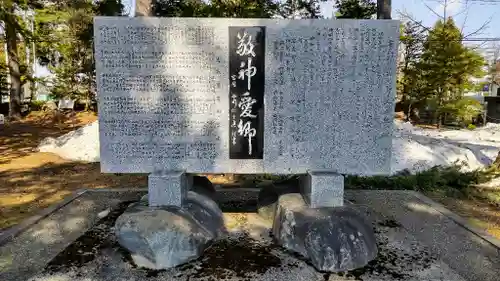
<box><xmin>419</xmin><ymin>18</ymin><xmax>485</xmax><ymax>126</ymax></box>
<box><xmin>37</xmin><ymin>0</ymin><xmax>123</xmax><ymax>109</ymax></box>
<box><xmin>397</xmin><ymin>21</ymin><xmax>426</xmax><ymax>120</ymax></box>
<box><xmin>334</xmin><ymin>0</ymin><xmax>376</xmax><ymax>19</ymax></box>
<box><xmin>153</xmin><ymin>0</ymin><xmax>209</xmax><ymax>17</ymax></box>
<box><xmin>278</xmin><ymin>0</ymin><xmax>322</xmax><ymax>19</ymax></box>
<box><xmin>153</xmin><ymin>0</ymin><xmax>280</xmax><ymax>18</ymax></box>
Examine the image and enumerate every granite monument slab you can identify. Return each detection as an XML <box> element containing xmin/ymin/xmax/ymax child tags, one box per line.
<box><xmin>95</xmin><ymin>17</ymin><xmax>398</xmax><ymax>177</ymax></box>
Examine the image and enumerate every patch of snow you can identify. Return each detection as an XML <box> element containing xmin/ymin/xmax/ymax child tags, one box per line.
<box><xmin>37</xmin><ymin>121</ymin><xmax>100</xmax><ymax>162</ymax></box>
<box><xmin>37</xmin><ymin>120</ymin><xmax>500</xmax><ymax>175</ymax></box>
<box><xmin>391</xmin><ymin>120</ymin><xmax>500</xmax><ymax>174</ymax></box>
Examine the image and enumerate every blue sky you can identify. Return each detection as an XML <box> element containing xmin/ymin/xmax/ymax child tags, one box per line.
<box><xmin>124</xmin><ymin>0</ymin><xmax>499</xmax><ymax>39</ymax></box>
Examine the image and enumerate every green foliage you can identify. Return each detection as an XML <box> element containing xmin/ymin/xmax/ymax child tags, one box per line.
<box><xmin>397</xmin><ymin>18</ymin><xmax>488</xmax><ymax>125</ymax></box>
<box><xmin>334</xmin><ymin>0</ymin><xmax>376</xmax><ymax>19</ymax></box>
<box><xmin>207</xmin><ymin>0</ymin><xmax>279</xmax><ymax>18</ymax></box>
<box><xmin>397</xmin><ymin>21</ymin><xmax>427</xmax><ymax>118</ymax></box>
<box><xmin>441</xmin><ymin>98</ymin><xmax>483</xmax><ymax>126</ymax></box>
<box><xmin>420</xmin><ymin>19</ymin><xmax>486</xmax><ymax>106</ymax></box>
<box><xmin>345</xmin><ymin>165</ymin><xmax>491</xmax><ymax>192</ymax></box>
<box><xmin>37</xmin><ymin>1</ymin><xmax>123</xmax><ymax>108</ymax></box>
<box><xmin>1</xmin><ymin>0</ymin><xmax>45</xmax><ymax>117</ymax></box>
<box><xmin>153</xmin><ymin>0</ymin><xmax>210</xmax><ymax>17</ymax></box>
<box><xmin>153</xmin><ymin>0</ymin><xmax>323</xmax><ymax>19</ymax></box>
<box><xmin>30</xmin><ymin>100</ymin><xmax>46</xmax><ymax>111</ymax></box>
<box><xmin>467</xmin><ymin>124</ymin><xmax>476</xmax><ymax>130</ymax></box>
<box><xmin>153</xmin><ymin>0</ymin><xmax>281</xmax><ymax>18</ymax></box>
<box><xmin>278</xmin><ymin>0</ymin><xmax>322</xmax><ymax>19</ymax></box>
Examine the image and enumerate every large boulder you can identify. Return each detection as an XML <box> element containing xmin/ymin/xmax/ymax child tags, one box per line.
<box><xmin>257</xmin><ymin>180</ymin><xmax>300</xmax><ymax>221</ymax></box>
<box><xmin>116</xmin><ymin>191</ymin><xmax>225</xmax><ymax>269</ymax></box>
<box><xmin>184</xmin><ymin>191</ymin><xmax>226</xmax><ymax>238</ymax></box>
<box><xmin>272</xmin><ymin>193</ymin><xmax>377</xmax><ymax>272</ymax></box>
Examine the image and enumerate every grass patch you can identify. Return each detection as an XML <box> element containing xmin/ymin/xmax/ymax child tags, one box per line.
<box><xmin>346</xmin><ymin>165</ymin><xmax>500</xmax><ymax>239</ymax></box>
<box><xmin>345</xmin><ymin>165</ymin><xmax>498</xmax><ymax>195</ymax></box>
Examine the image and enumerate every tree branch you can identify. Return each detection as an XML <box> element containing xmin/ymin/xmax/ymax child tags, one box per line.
<box><xmin>451</xmin><ymin>0</ymin><xmax>470</xmax><ymax>19</ymax></box>
<box><xmin>463</xmin><ymin>16</ymin><xmax>493</xmax><ymax>39</ymax></box>
<box><xmin>396</xmin><ymin>10</ymin><xmax>430</xmax><ymax>33</ymax></box>
<box><xmin>460</xmin><ymin>0</ymin><xmax>470</xmax><ymax>34</ymax></box>
<box><xmin>421</xmin><ymin>0</ymin><xmax>444</xmax><ymax>19</ymax></box>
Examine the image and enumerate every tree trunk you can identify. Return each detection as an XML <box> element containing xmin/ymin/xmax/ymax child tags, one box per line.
<box><xmin>406</xmin><ymin>102</ymin><xmax>412</xmax><ymax>122</ymax></box>
<box><xmin>5</xmin><ymin>11</ymin><xmax>22</xmax><ymax>120</ymax></box>
<box><xmin>377</xmin><ymin>0</ymin><xmax>392</xmax><ymax>19</ymax></box>
<box><xmin>493</xmin><ymin>151</ymin><xmax>500</xmax><ymax>169</ymax></box>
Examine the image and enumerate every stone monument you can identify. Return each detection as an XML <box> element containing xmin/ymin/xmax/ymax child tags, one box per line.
<box><xmin>94</xmin><ymin>17</ymin><xmax>399</xmax><ymax>271</ymax></box>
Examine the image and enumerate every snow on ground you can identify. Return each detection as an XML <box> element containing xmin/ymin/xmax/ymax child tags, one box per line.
<box><xmin>37</xmin><ymin>121</ymin><xmax>100</xmax><ymax>162</ymax></box>
<box><xmin>392</xmin><ymin>121</ymin><xmax>500</xmax><ymax>174</ymax></box>
<box><xmin>37</xmin><ymin>120</ymin><xmax>500</xmax><ymax>175</ymax></box>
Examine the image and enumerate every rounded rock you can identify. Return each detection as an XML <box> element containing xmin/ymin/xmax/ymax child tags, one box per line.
<box><xmin>184</xmin><ymin>190</ymin><xmax>226</xmax><ymax>238</ymax></box>
<box><xmin>115</xmin><ymin>206</ymin><xmax>214</xmax><ymax>270</ymax></box>
<box><xmin>273</xmin><ymin>193</ymin><xmax>377</xmax><ymax>272</ymax></box>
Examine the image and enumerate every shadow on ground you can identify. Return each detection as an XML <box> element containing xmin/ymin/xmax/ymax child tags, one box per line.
<box><xmin>0</xmin><ymin>111</ymin><xmax>97</xmax><ymax>164</ymax></box>
<box><xmin>0</xmin><ymin>161</ymin><xmax>147</xmax><ymax>229</ymax></box>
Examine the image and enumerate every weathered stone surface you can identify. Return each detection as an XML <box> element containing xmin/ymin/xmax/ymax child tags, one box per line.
<box><xmin>184</xmin><ymin>191</ymin><xmax>226</xmax><ymax>238</ymax></box>
<box><xmin>301</xmin><ymin>172</ymin><xmax>344</xmax><ymax>208</ymax></box>
<box><xmin>257</xmin><ymin>181</ymin><xmax>299</xmax><ymax>221</ymax></box>
<box><xmin>117</xmin><ymin>190</ymin><xmax>225</xmax><ymax>269</ymax></box>
<box><xmin>272</xmin><ymin>193</ymin><xmax>377</xmax><ymax>272</ymax></box>
<box><xmin>139</xmin><ymin>190</ymin><xmax>225</xmax><ymax>237</ymax></box>
<box><xmin>95</xmin><ymin>17</ymin><xmax>397</xmax><ymax>176</ymax></box>
<box><xmin>43</xmin><ymin>101</ymin><xmax>57</xmax><ymax>111</ymax></box>
<box><xmin>147</xmin><ymin>171</ymin><xmax>188</xmax><ymax>207</ymax></box>
<box><xmin>115</xmin><ymin>206</ymin><xmax>212</xmax><ymax>269</ymax></box>
<box><xmin>115</xmin><ymin>191</ymin><xmax>226</xmax><ymax>269</ymax></box>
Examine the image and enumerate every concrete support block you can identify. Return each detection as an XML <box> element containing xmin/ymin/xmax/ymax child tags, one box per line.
<box><xmin>148</xmin><ymin>171</ymin><xmax>189</xmax><ymax>207</ymax></box>
<box><xmin>301</xmin><ymin>171</ymin><xmax>344</xmax><ymax>208</ymax></box>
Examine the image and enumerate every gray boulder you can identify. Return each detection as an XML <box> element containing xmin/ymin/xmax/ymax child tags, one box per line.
<box><xmin>116</xmin><ymin>191</ymin><xmax>225</xmax><ymax>269</ymax></box>
<box><xmin>184</xmin><ymin>191</ymin><xmax>226</xmax><ymax>238</ymax></box>
<box><xmin>273</xmin><ymin>193</ymin><xmax>377</xmax><ymax>272</ymax></box>
<box><xmin>257</xmin><ymin>181</ymin><xmax>300</xmax><ymax>221</ymax></box>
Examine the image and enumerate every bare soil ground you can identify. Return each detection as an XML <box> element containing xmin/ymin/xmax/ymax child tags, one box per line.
<box><xmin>1</xmin><ymin>111</ymin><xmax>499</xmax><ymax>241</ymax></box>
<box><xmin>0</xmin><ymin>111</ymin><xmax>147</xmax><ymax>229</ymax></box>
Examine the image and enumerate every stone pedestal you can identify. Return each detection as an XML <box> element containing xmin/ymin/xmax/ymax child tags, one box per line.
<box><xmin>148</xmin><ymin>171</ymin><xmax>189</xmax><ymax>207</ymax></box>
<box><xmin>301</xmin><ymin>172</ymin><xmax>344</xmax><ymax>208</ymax></box>
<box><xmin>116</xmin><ymin>176</ymin><xmax>225</xmax><ymax>270</ymax></box>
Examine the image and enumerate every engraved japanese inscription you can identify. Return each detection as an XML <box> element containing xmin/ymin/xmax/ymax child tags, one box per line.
<box><xmin>95</xmin><ymin>18</ymin><xmax>230</xmax><ymax>173</ymax></box>
<box><xmin>228</xmin><ymin>26</ymin><xmax>265</xmax><ymax>159</ymax></box>
<box><xmin>95</xmin><ymin>18</ymin><xmax>398</xmax><ymax>175</ymax></box>
<box><xmin>264</xmin><ymin>21</ymin><xmax>398</xmax><ymax>175</ymax></box>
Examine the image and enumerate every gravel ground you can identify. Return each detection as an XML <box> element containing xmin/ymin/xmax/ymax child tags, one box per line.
<box><xmin>15</xmin><ymin>190</ymin><xmax>470</xmax><ymax>281</ymax></box>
